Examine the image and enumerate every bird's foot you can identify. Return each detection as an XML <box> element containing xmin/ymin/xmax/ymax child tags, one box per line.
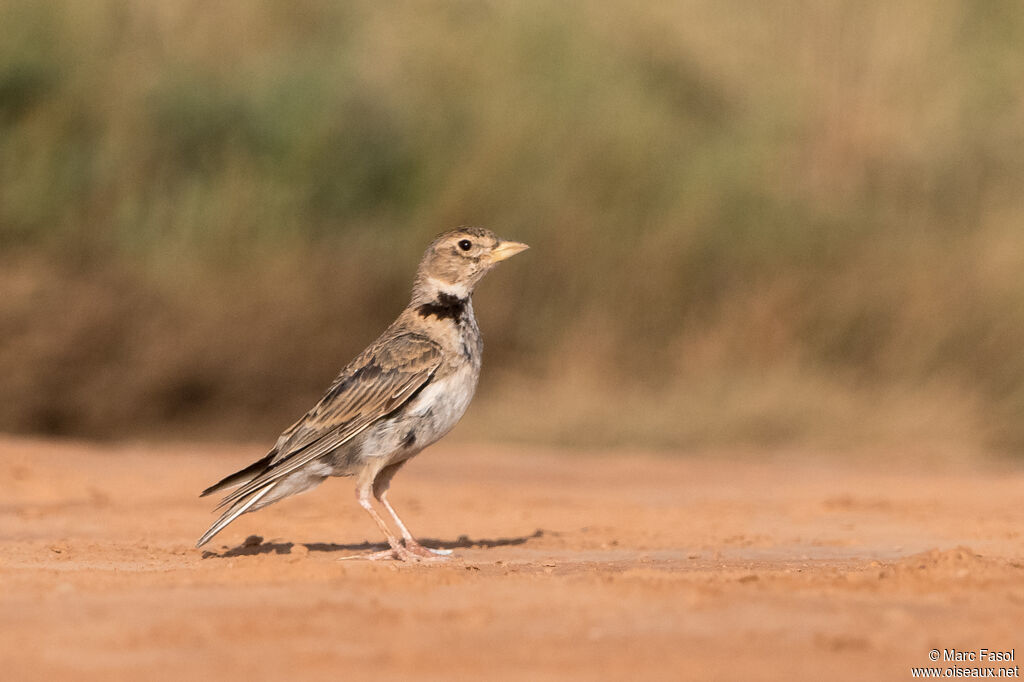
<box><xmin>403</xmin><ymin>539</ymin><xmax>453</xmax><ymax>559</ymax></box>
<box><xmin>337</xmin><ymin>543</ymin><xmax>450</xmax><ymax>563</ymax></box>
<box><xmin>337</xmin><ymin>548</ymin><xmax>398</xmax><ymax>561</ymax></box>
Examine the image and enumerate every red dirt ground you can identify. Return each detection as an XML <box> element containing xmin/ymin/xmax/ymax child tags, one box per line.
<box><xmin>1</xmin><ymin>436</ymin><xmax>1022</xmax><ymax>681</ymax></box>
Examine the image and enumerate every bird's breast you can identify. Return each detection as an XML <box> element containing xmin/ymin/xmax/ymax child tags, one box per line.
<box><xmin>351</xmin><ymin>361</ymin><xmax>479</xmax><ymax>467</ymax></box>
<box><xmin>406</xmin><ymin>361</ymin><xmax>480</xmax><ymax>439</ymax></box>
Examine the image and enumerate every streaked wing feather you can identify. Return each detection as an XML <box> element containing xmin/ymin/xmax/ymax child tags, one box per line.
<box><xmin>215</xmin><ymin>333</ymin><xmax>442</xmax><ymax>509</ymax></box>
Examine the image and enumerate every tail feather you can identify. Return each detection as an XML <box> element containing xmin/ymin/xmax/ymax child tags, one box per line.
<box><xmin>195</xmin><ymin>482</ymin><xmax>278</xmax><ymax>549</ymax></box>
<box><xmin>200</xmin><ymin>452</ymin><xmax>275</xmax><ymax>498</ymax></box>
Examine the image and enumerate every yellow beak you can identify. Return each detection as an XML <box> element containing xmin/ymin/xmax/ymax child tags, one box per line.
<box><xmin>489</xmin><ymin>240</ymin><xmax>530</xmax><ymax>263</ymax></box>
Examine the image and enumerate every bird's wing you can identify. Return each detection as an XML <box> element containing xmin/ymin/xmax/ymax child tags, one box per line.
<box><xmin>215</xmin><ymin>332</ymin><xmax>443</xmax><ymax>509</ymax></box>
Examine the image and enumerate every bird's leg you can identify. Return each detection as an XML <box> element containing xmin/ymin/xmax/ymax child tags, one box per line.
<box><xmin>373</xmin><ymin>462</ymin><xmax>452</xmax><ymax>559</ymax></box>
<box><xmin>348</xmin><ymin>483</ymin><xmax>416</xmax><ymax>562</ymax></box>
<box><xmin>341</xmin><ymin>474</ymin><xmax>444</xmax><ymax>562</ymax></box>
<box><xmin>373</xmin><ymin>462</ymin><xmax>416</xmax><ymax>544</ymax></box>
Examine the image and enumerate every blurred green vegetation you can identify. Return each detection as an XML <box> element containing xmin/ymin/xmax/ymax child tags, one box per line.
<box><xmin>2</xmin><ymin>0</ymin><xmax>1023</xmax><ymax>455</ymax></box>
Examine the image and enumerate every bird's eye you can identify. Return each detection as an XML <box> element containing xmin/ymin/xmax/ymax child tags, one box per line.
<box><xmin>458</xmin><ymin>239</ymin><xmax>472</xmax><ymax>251</ymax></box>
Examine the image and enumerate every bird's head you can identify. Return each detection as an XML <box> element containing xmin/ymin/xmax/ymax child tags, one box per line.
<box><xmin>413</xmin><ymin>227</ymin><xmax>529</xmax><ymax>302</ymax></box>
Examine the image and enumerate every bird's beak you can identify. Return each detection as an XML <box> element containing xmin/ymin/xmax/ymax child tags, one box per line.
<box><xmin>489</xmin><ymin>240</ymin><xmax>530</xmax><ymax>263</ymax></box>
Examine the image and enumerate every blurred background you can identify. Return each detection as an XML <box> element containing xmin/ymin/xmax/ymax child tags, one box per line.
<box><xmin>1</xmin><ymin>0</ymin><xmax>1022</xmax><ymax>456</ymax></box>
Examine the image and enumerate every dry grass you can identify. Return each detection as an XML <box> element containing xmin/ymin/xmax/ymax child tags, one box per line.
<box><xmin>1</xmin><ymin>0</ymin><xmax>1023</xmax><ymax>454</ymax></box>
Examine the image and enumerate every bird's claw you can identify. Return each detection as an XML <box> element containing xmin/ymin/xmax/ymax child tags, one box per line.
<box><xmin>402</xmin><ymin>541</ymin><xmax>453</xmax><ymax>560</ymax></box>
<box><xmin>337</xmin><ymin>543</ymin><xmax>452</xmax><ymax>562</ymax></box>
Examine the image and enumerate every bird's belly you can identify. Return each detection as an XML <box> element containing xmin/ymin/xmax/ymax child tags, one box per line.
<box><xmin>407</xmin><ymin>364</ymin><xmax>478</xmax><ymax>440</ymax></box>
<box><xmin>359</xmin><ymin>364</ymin><xmax>478</xmax><ymax>461</ymax></box>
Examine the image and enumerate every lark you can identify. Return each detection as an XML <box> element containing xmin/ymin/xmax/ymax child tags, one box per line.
<box><xmin>196</xmin><ymin>227</ymin><xmax>528</xmax><ymax>561</ymax></box>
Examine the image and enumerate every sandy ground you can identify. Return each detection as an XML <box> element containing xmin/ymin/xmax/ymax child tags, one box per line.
<box><xmin>1</xmin><ymin>435</ymin><xmax>1022</xmax><ymax>681</ymax></box>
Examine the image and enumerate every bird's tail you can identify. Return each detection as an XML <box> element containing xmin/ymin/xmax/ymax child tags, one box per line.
<box><xmin>199</xmin><ymin>452</ymin><xmax>275</xmax><ymax>497</ymax></box>
<box><xmin>195</xmin><ymin>482</ymin><xmax>278</xmax><ymax>549</ymax></box>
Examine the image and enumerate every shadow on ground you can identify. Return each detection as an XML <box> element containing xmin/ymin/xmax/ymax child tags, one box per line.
<box><xmin>203</xmin><ymin>529</ymin><xmax>546</xmax><ymax>559</ymax></box>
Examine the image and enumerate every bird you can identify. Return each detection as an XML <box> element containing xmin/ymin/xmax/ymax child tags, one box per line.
<box><xmin>196</xmin><ymin>227</ymin><xmax>529</xmax><ymax>561</ymax></box>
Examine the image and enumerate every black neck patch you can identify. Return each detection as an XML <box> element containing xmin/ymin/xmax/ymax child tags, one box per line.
<box><xmin>417</xmin><ymin>292</ymin><xmax>466</xmax><ymax>322</ymax></box>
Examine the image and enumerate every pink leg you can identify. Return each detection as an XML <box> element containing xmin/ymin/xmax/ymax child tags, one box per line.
<box><xmin>339</xmin><ymin>474</ymin><xmax>445</xmax><ymax>562</ymax></box>
<box><xmin>374</xmin><ymin>462</ymin><xmax>451</xmax><ymax>560</ymax></box>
